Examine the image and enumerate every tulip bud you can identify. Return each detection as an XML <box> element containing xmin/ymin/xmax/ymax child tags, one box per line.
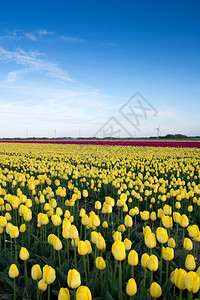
<box><xmin>185</xmin><ymin>271</ymin><xmax>200</xmax><ymax>293</ymax></box>
<box><xmin>156</xmin><ymin>227</ymin><xmax>168</xmax><ymax>244</ymax></box>
<box><xmin>143</xmin><ymin>225</ymin><xmax>151</xmax><ymax>235</ymax></box>
<box><xmin>31</xmin><ymin>264</ymin><xmax>42</xmax><ymax>281</ymax></box>
<box><xmin>96</xmin><ymin>257</ymin><xmax>106</xmax><ymax>270</ymax></box>
<box><xmin>145</xmin><ymin>232</ymin><xmax>157</xmax><ymax>248</ymax></box>
<box><xmin>78</xmin><ymin>241</ymin><xmax>88</xmax><ymax>256</ymax></box>
<box><xmin>180</xmin><ymin>214</ymin><xmax>189</xmax><ymax>228</ymax></box>
<box><xmin>140</xmin><ymin>211</ymin><xmax>149</xmax><ymax>221</ymax></box>
<box><xmin>150</xmin><ymin>211</ymin><xmax>157</xmax><ymax>221</ymax></box>
<box><xmin>91</xmin><ymin>231</ymin><xmax>99</xmax><ymax>244</ymax></box>
<box><xmin>53</xmin><ymin>237</ymin><xmax>63</xmax><ymax>251</ymax></box>
<box><xmin>51</xmin><ymin>214</ymin><xmax>62</xmax><ymax>227</ymax></box>
<box><xmin>76</xmin><ymin>286</ymin><xmax>92</xmax><ymax>300</ymax></box>
<box><xmin>126</xmin><ymin>278</ymin><xmax>137</xmax><ymax>296</ymax></box>
<box><xmin>173</xmin><ymin>212</ymin><xmax>181</xmax><ymax>223</ymax></box>
<box><xmin>147</xmin><ymin>255</ymin><xmax>159</xmax><ymax>271</ymax></box>
<box><xmin>85</xmin><ymin>240</ymin><xmax>92</xmax><ymax>254</ymax></box>
<box><xmin>19</xmin><ymin>247</ymin><xmax>29</xmax><ymax>261</ymax></box>
<box><xmin>67</xmin><ymin>269</ymin><xmax>81</xmax><ymax>289</ymax></box>
<box><xmin>168</xmin><ymin>238</ymin><xmax>176</xmax><ymax>248</ymax></box>
<box><xmin>113</xmin><ymin>231</ymin><xmax>122</xmax><ymax>241</ymax></box>
<box><xmin>162</xmin><ymin>216</ymin><xmax>173</xmax><ymax>229</ymax></box>
<box><xmin>124</xmin><ymin>238</ymin><xmax>132</xmax><ymax>250</ymax></box>
<box><xmin>19</xmin><ymin>223</ymin><xmax>26</xmax><ymax>233</ymax></box>
<box><xmin>111</xmin><ymin>240</ymin><xmax>126</xmax><ymax>261</ymax></box>
<box><xmin>70</xmin><ymin>225</ymin><xmax>79</xmax><ymax>239</ymax></box>
<box><xmin>95</xmin><ymin>201</ymin><xmax>102</xmax><ymax>210</ymax></box>
<box><xmin>96</xmin><ymin>236</ymin><xmax>106</xmax><ymax>250</ymax></box>
<box><xmin>162</xmin><ymin>247</ymin><xmax>174</xmax><ymax>261</ymax></box>
<box><xmin>43</xmin><ymin>265</ymin><xmax>56</xmax><ymax>284</ymax></box>
<box><xmin>82</xmin><ymin>190</ymin><xmax>88</xmax><ymax>198</ymax></box>
<box><xmin>183</xmin><ymin>238</ymin><xmax>193</xmax><ymax>251</ymax></box>
<box><xmin>128</xmin><ymin>250</ymin><xmax>138</xmax><ymax>266</ymax></box>
<box><xmin>124</xmin><ymin>215</ymin><xmax>133</xmax><ymax>227</ymax></box>
<box><xmin>141</xmin><ymin>253</ymin><xmax>149</xmax><ymax>268</ymax></box>
<box><xmin>185</xmin><ymin>254</ymin><xmax>196</xmax><ymax>270</ymax></box>
<box><xmin>174</xmin><ymin>268</ymin><xmax>187</xmax><ymax>290</ymax></box>
<box><xmin>58</xmin><ymin>287</ymin><xmax>70</xmax><ymax>300</ymax></box>
<box><xmin>38</xmin><ymin>278</ymin><xmax>47</xmax><ymax>291</ymax></box>
<box><xmin>8</xmin><ymin>264</ymin><xmax>19</xmax><ymax>278</ymax></box>
<box><xmin>102</xmin><ymin>221</ymin><xmax>108</xmax><ymax>228</ymax></box>
<box><xmin>150</xmin><ymin>282</ymin><xmax>162</xmax><ymax>298</ymax></box>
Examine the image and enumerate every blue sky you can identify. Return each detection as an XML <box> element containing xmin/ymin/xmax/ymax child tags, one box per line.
<box><xmin>0</xmin><ymin>0</ymin><xmax>199</xmax><ymax>138</ymax></box>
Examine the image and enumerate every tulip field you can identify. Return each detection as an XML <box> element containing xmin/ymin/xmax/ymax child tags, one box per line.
<box><xmin>0</xmin><ymin>142</ymin><xmax>200</xmax><ymax>300</ymax></box>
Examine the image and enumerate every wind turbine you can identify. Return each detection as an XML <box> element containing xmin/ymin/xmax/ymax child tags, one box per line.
<box><xmin>155</xmin><ymin>124</ymin><xmax>161</xmax><ymax>138</ymax></box>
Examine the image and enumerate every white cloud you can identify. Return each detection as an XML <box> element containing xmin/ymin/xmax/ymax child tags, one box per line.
<box><xmin>61</xmin><ymin>36</ymin><xmax>86</xmax><ymax>43</ymax></box>
<box><xmin>0</xmin><ymin>46</ymin><xmax>73</xmax><ymax>82</ymax></box>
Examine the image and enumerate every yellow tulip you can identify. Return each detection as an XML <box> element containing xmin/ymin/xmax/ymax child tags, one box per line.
<box><xmin>124</xmin><ymin>215</ymin><xmax>133</xmax><ymax>227</ymax></box>
<box><xmin>38</xmin><ymin>278</ymin><xmax>47</xmax><ymax>291</ymax></box>
<box><xmin>76</xmin><ymin>286</ymin><xmax>92</xmax><ymax>300</ymax></box>
<box><xmin>162</xmin><ymin>216</ymin><xmax>173</xmax><ymax>229</ymax></box>
<box><xmin>168</xmin><ymin>238</ymin><xmax>176</xmax><ymax>248</ymax></box>
<box><xmin>185</xmin><ymin>271</ymin><xmax>200</xmax><ymax>293</ymax></box>
<box><xmin>67</xmin><ymin>269</ymin><xmax>81</xmax><ymax>289</ymax></box>
<box><xmin>180</xmin><ymin>214</ymin><xmax>189</xmax><ymax>228</ymax></box>
<box><xmin>124</xmin><ymin>238</ymin><xmax>132</xmax><ymax>250</ymax></box>
<box><xmin>183</xmin><ymin>238</ymin><xmax>193</xmax><ymax>251</ymax></box>
<box><xmin>78</xmin><ymin>241</ymin><xmax>88</xmax><ymax>256</ymax></box>
<box><xmin>162</xmin><ymin>247</ymin><xmax>174</xmax><ymax>261</ymax></box>
<box><xmin>140</xmin><ymin>211</ymin><xmax>149</xmax><ymax>221</ymax></box>
<box><xmin>147</xmin><ymin>255</ymin><xmax>159</xmax><ymax>271</ymax></box>
<box><xmin>8</xmin><ymin>264</ymin><xmax>19</xmax><ymax>278</ymax></box>
<box><xmin>113</xmin><ymin>231</ymin><xmax>122</xmax><ymax>241</ymax></box>
<box><xmin>126</xmin><ymin>278</ymin><xmax>137</xmax><ymax>296</ymax></box>
<box><xmin>19</xmin><ymin>247</ymin><xmax>30</xmax><ymax>261</ymax></box>
<box><xmin>85</xmin><ymin>240</ymin><xmax>92</xmax><ymax>254</ymax></box>
<box><xmin>144</xmin><ymin>232</ymin><xmax>157</xmax><ymax>248</ymax></box>
<box><xmin>95</xmin><ymin>257</ymin><xmax>106</xmax><ymax>270</ymax></box>
<box><xmin>185</xmin><ymin>254</ymin><xmax>196</xmax><ymax>270</ymax></box>
<box><xmin>128</xmin><ymin>250</ymin><xmax>138</xmax><ymax>266</ymax></box>
<box><xmin>43</xmin><ymin>265</ymin><xmax>56</xmax><ymax>284</ymax></box>
<box><xmin>82</xmin><ymin>190</ymin><xmax>88</xmax><ymax>198</ymax></box>
<box><xmin>53</xmin><ymin>237</ymin><xmax>63</xmax><ymax>251</ymax></box>
<box><xmin>150</xmin><ymin>282</ymin><xmax>162</xmax><ymax>298</ymax></box>
<box><xmin>58</xmin><ymin>287</ymin><xmax>70</xmax><ymax>300</ymax></box>
<box><xmin>96</xmin><ymin>236</ymin><xmax>106</xmax><ymax>250</ymax></box>
<box><xmin>156</xmin><ymin>227</ymin><xmax>168</xmax><ymax>244</ymax></box>
<box><xmin>102</xmin><ymin>221</ymin><xmax>108</xmax><ymax>228</ymax></box>
<box><xmin>111</xmin><ymin>240</ymin><xmax>126</xmax><ymax>261</ymax></box>
<box><xmin>51</xmin><ymin>214</ymin><xmax>62</xmax><ymax>227</ymax></box>
<box><xmin>31</xmin><ymin>264</ymin><xmax>42</xmax><ymax>281</ymax></box>
<box><xmin>141</xmin><ymin>253</ymin><xmax>149</xmax><ymax>268</ymax></box>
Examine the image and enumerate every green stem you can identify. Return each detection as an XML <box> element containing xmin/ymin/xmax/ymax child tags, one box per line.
<box><xmin>58</xmin><ymin>250</ymin><xmax>61</xmax><ymax>268</ymax></box>
<box><xmin>48</xmin><ymin>284</ymin><xmax>50</xmax><ymax>300</ymax></box>
<box><xmin>74</xmin><ymin>242</ymin><xmax>77</xmax><ymax>268</ymax></box>
<box><xmin>100</xmin><ymin>270</ymin><xmax>103</xmax><ymax>295</ymax></box>
<box><xmin>179</xmin><ymin>289</ymin><xmax>182</xmax><ymax>300</ymax></box>
<box><xmin>187</xmin><ymin>291</ymin><xmax>193</xmax><ymax>300</ymax></box>
<box><xmin>14</xmin><ymin>278</ymin><xmax>16</xmax><ymax>300</ymax></box>
<box><xmin>14</xmin><ymin>238</ymin><xmax>17</xmax><ymax>264</ymax></box>
<box><xmin>119</xmin><ymin>261</ymin><xmax>122</xmax><ymax>300</ymax></box>
<box><xmin>160</xmin><ymin>244</ymin><xmax>163</xmax><ymax>284</ymax></box>
<box><xmin>83</xmin><ymin>255</ymin><xmax>88</xmax><ymax>285</ymax></box>
<box><xmin>24</xmin><ymin>261</ymin><xmax>28</xmax><ymax>296</ymax></box>
<box><xmin>143</xmin><ymin>268</ymin><xmax>147</xmax><ymax>288</ymax></box>
<box><xmin>166</xmin><ymin>261</ymin><xmax>169</xmax><ymax>282</ymax></box>
<box><xmin>131</xmin><ymin>266</ymin><xmax>134</xmax><ymax>278</ymax></box>
<box><xmin>37</xmin><ymin>288</ymin><xmax>40</xmax><ymax>300</ymax></box>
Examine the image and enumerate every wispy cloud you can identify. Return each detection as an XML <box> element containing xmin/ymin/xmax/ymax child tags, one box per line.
<box><xmin>61</xmin><ymin>36</ymin><xmax>86</xmax><ymax>43</ymax></box>
<box><xmin>0</xmin><ymin>29</ymin><xmax>54</xmax><ymax>42</ymax></box>
<box><xmin>0</xmin><ymin>46</ymin><xmax>73</xmax><ymax>82</ymax></box>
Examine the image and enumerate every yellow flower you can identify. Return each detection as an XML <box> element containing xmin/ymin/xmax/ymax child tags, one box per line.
<box><xmin>185</xmin><ymin>271</ymin><xmax>200</xmax><ymax>293</ymax></box>
<box><xmin>85</xmin><ymin>240</ymin><xmax>92</xmax><ymax>254</ymax></box>
<box><xmin>96</xmin><ymin>236</ymin><xmax>106</xmax><ymax>250</ymax></box>
<box><xmin>173</xmin><ymin>212</ymin><xmax>181</xmax><ymax>223</ymax></box>
<box><xmin>38</xmin><ymin>278</ymin><xmax>47</xmax><ymax>291</ymax></box>
<box><xmin>9</xmin><ymin>225</ymin><xmax>19</xmax><ymax>239</ymax></box>
<box><xmin>76</xmin><ymin>286</ymin><xmax>92</xmax><ymax>300</ymax></box>
<box><xmin>95</xmin><ymin>201</ymin><xmax>102</xmax><ymax>210</ymax></box>
<box><xmin>143</xmin><ymin>225</ymin><xmax>151</xmax><ymax>235</ymax></box>
<box><xmin>70</xmin><ymin>225</ymin><xmax>79</xmax><ymax>239</ymax></box>
<box><xmin>53</xmin><ymin>237</ymin><xmax>63</xmax><ymax>251</ymax></box>
<box><xmin>91</xmin><ymin>231</ymin><xmax>99</xmax><ymax>244</ymax></box>
<box><xmin>172</xmin><ymin>268</ymin><xmax>187</xmax><ymax>290</ymax></box>
<box><xmin>150</xmin><ymin>282</ymin><xmax>162</xmax><ymax>298</ymax></box>
<box><xmin>168</xmin><ymin>238</ymin><xmax>176</xmax><ymax>248</ymax></box>
<box><xmin>96</xmin><ymin>257</ymin><xmax>106</xmax><ymax>270</ymax></box>
<box><xmin>124</xmin><ymin>238</ymin><xmax>132</xmax><ymax>250</ymax></box>
<box><xmin>113</xmin><ymin>231</ymin><xmax>122</xmax><ymax>241</ymax></box>
<box><xmin>140</xmin><ymin>211</ymin><xmax>149</xmax><ymax>221</ymax></box>
<box><xmin>144</xmin><ymin>232</ymin><xmax>157</xmax><ymax>248</ymax></box>
<box><xmin>180</xmin><ymin>214</ymin><xmax>189</xmax><ymax>228</ymax></box>
<box><xmin>58</xmin><ymin>287</ymin><xmax>70</xmax><ymax>300</ymax></box>
<box><xmin>19</xmin><ymin>247</ymin><xmax>30</xmax><ymax>261</ymax></box>
<box><xmin>141</xmin><ymin>253</ymin><xmax>149</xmax><ymax>268</ymax></box>
<box><xmin>150</xmin><ymin>211</ymin><xmax>157</xmax><ymax>221</ymax></box>
<box><xmin>162</xmin><ymin>216</ymin><xmax>173</xmax><ymax>229</ymax></box>
<box><xmin>183</xmin><ymin>238</ymin><xmax>193</xmax><ymax>251</ymax></box>
<box><xmin>67</xmin><ymin>269</ymin><xmax>81</xmax><ymax>289</ymax></box>
<box><xmin>156</xmin><ymin>227</ymin><xmax>168</xmax><ymax>244</ymax></box>
<box><xmin>102</xmin><ymin>221</ymin><xmax>108</xmax><ymax>228</ymax></box>
<box><xmin>43</xmin><ymin>265</ymin><xmax>56</xmax><ymax>284</ymax></box>
<box><xmin>78</xmin><ymin>241</ymin><xmax>88</xmax><ymax>256</ymax></box>
<box><xmin>162</xmin><ymin>247</ymin><xmax>174</xmax><ymax>261</ymax></box>
<box><xmin>82</xmin><ymin>190</ymin><xmax>88</xmax><ymax>198</ymax></box>
<box><xmin>124</xmin><ymin>215</ymin><xmax>133</xmax><ymax>227</ymax></box>
<box><xmin>163</xmin><ymin>204</ymin><xmax>172</xmax><ymax>215</ymax></box>
<box><xmin>111</xmin><ymin>240</ymin><xmax>126</xmax><ymax>261</ymax></box>
<box><xmin>51</xmin><ymin>214</ymin><xmax>62</xmax><ymax>227</ymax></box>
<box><xmin>19</xmin><ymin>223</ymin><xmax>26</xmax><ymax>233</ymax></box>
<box><xmin>8</xmin><ymin>264</ymin><xmax>19</xmax><ymax>278</ymax></box>
<box><xmin>147</xmin><ymin>255</ymin><xmax>159</xmax><ymax>271</ymax></box>
<box><xmin>128</xmin><ymin>250</ymin><xmax>138</xmax><ymax>266</ymax></box>
<box><xmin>185</xmin><ymin>254</ymin><xmax>196</xmax><ymax>270</ymax></box>
<box><xmin>31</xmin><ymin>264</ymin><xmax>42</xmax><ymax>281</ymax></box>
<box><xmin>126</xmin><ymin>278</ymin><xmax>137</xmax><ymax>296</ymax></box>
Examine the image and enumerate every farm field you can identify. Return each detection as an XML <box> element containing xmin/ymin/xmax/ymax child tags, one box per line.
<box><xmin>0</xmin><ymin>142</ymin><xmax>200</xmax><ymax>299</ymax></box>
